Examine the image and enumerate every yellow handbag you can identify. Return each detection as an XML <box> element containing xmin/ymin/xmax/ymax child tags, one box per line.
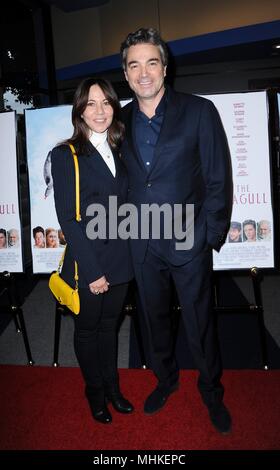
<box><xmin>49</xmin><ymin>144</ymin><xmax>81</xmax><ymax>315</ymax></box>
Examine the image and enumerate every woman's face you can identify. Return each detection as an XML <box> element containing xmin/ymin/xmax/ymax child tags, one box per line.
<box><xmin>81</xmin><ymin>84</ymin><xmax>114</xmax><ymax>134</ymax></box>
<box><xmin>58</xmin><ymin>230</ymin><xmax>66</xmax><ymax>245</ymax></box>
<box><xmin>35</xmin><ymin>231</ymin><xmax>45</xmax><ymax>247</ymax></box>
<box><xmin>46</xmin><ymin>230</ymin><xmax>58</xmax><ymax>248</ymax></box>
<box><xmin>0</xmin><ymin>233</ymin><xmax>6</xmax><ymax>248</ymax></box>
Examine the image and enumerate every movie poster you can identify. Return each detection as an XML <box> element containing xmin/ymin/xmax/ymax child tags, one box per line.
<box><xmin>0</xmin><ymin>111</ymin><xmax>23</xmax><ymax>272</ymax></box>
<box><xmin>25</xmin><ymin>106</ymin><xmax>72</xmax><ymax>273</ymax></box>
<box><xmin>205</xmin><ymin>91</ymin><xmax>274</xmax><ymax>270</ymax></box>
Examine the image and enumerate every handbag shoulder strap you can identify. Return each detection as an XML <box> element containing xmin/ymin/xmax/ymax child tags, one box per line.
<box><xmin>57</xmin><ymin>144</ymin><xmax>80</xmax><ymax>289</ymax></box>
<box><xmin>69</xmin><ymin>143</ymin><xmax>81</xmax><ymax>223</ymax></box>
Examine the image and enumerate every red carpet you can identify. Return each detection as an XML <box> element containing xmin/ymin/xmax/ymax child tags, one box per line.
<box><xmin>0</xmin><ymin>366</ymin><xmax>280</xmax><ymax>450</ymax></box>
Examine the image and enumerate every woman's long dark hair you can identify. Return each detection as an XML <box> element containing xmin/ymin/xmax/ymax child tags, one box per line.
<box><xmin>65</xmin><ymin>77</ymin><xmax>124</xmax><ymax>154</ymax></box>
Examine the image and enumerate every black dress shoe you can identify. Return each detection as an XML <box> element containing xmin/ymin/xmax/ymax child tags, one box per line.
<box><xmin>144</xmin><ymin>382</ymin><xmax>179</xmax><ymax>415</ymax></box>
<box><xmin>90</xmin><ymin>405</ymin><xmax>112</xmax><ymax>424</ymax></box>
<box><xmin>106</xmin><ymin>392</ymin><xmax>134</xmax><ymax>413</ymax></box>
<box><xmin>208</xmin><ymin>401</ymin><xmax>232</xmax><ymax>434</ymax></box>
<box><xmin>85</xmin><ymin>387</ymin><xmax>112</xmax><ymax>424</ymax></box>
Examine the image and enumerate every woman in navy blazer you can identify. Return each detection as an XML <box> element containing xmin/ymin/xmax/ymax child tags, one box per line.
<box><xmin>51</xmin><ymin>78</ymin><xmax>134</xmax><ymax>424</ymax></box>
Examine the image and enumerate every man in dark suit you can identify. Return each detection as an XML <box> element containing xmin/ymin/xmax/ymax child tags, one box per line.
<box><xmin>120</xmin><ymin>28</ymin><xmax>233</xmax><ymax>434</ymax></box>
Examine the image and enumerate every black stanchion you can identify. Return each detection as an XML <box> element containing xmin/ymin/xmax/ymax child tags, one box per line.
<box><xmin>0</xmin><ymin>271</ymin><xmax>34</xmax><ymax>365</ymax></box>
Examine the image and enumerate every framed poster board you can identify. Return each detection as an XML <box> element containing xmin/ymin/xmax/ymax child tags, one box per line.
<box><xmin>25</xmin><ymin>106</ymin><xmax>72</xmax><ymax>273</ymax></box>
<box><xmin>204</xmin><ymin>91</ymin><xmax>274</xmax><ymax>270</ymax></box>
<box><xmin>0</xmin><ymin>111</ymin><xmax>23</xmax><ymax>273</ymax></box>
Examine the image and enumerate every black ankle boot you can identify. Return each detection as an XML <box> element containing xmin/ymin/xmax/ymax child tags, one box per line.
<box><xmin>105</xmin><ymin>384</ymin><xmax>134</xmax><ymax>414</ymax></box>
<box><xmin>85</xmin><ymin>386</ymin><xmax>112</xmax><ymax>424</ymax></box>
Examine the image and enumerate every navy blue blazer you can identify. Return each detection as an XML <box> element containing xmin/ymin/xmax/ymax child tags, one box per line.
<box><xmin>121</xmin><ymin>87</ymin><xmax>233</xmax><ymax>265</ymax></box>
<box><xmin>51</xmin><ymin>142</ymin><xmax>133</xmax><ymax>288</ymax></box>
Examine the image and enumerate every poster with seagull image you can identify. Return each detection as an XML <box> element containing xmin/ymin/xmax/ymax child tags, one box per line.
<box><xmin>25</xmin><ymin>105</ymin><xmax>72</xmax><ymax>273</ymax></box>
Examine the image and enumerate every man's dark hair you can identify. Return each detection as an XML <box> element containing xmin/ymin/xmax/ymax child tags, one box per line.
<box><xmin>120</xmin><ymin>28</ymin><xmax>169</xmax><ymax>70</ymax></box>
<box><xmin>243</xmin><ymin>219</ymin><xmax>256</xmax><ymax>229</ymax></box>
<box><xmin>33</xmin><ymin>226</ymin><xmax>44</xmax><ymax>239</ymax></box>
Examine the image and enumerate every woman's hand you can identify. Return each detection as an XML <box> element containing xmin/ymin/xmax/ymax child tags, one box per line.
<box><xmin>89</xmin><ymin>276</ymin><xmax>109</xmax><ymax>295</ymax></box>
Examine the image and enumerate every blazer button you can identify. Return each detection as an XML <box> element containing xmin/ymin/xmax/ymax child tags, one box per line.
<box><xmin>147</xmin><ymin>182</ymin><xmax>152</xmax><ymax>188</ymax></box>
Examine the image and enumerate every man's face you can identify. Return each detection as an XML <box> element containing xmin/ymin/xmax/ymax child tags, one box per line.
<box><xmin>35</xmin><ymin>231</ymin><xmax>45</xmax><ymax>247</ymax></box>
<box><xmin>0</xmin><ymin>233</ymin><xmax>6</xmax><ymax>248</ymax></box>
<box><xmin>124</xmin><ymin>43</ymin><xmax>166</xmax><ymax>102</ymax></box>
<box><xmin>244</xmin><ymin>224</ymin><xmax>256</xmax><ymax>241</ymax></box>
<box><xmin>259</xmin><ymin>223</ymin><xmax>270</xmax><ymax>239</ymax></box>
<box><xmin>9</xmin><ymin>231</ymin><xmax>18</xmax><ymax>246</ymax></box>
<box><xmin>229</xmin><ymin>227</ymin><xmax>240</xmax><ymax>242</ymax></box>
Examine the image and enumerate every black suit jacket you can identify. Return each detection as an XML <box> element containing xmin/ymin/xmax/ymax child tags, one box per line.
<box><xmin>51</xmin><ymin>143</ymin><xmax>133</xmax><ymax>288</ymax></box>
<box><xmin>121</xmin><ymin>87</ymin><xmax>233</xmax><ymax>265</ymax></box>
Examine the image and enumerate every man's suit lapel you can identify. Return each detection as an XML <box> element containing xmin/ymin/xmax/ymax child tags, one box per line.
<box><xmin>125</xmin><ymin>103</ymin><xmax>148</xmax><ymax>174</ymax></box>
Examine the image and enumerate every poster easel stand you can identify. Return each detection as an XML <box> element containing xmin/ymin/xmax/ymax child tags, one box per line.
<box><xmin>52</xmin><ymin>302</ymin><xmax>64</xmax><ymax>367</ymax></box>
<box><xmin>214</xmin><ymin>267</ymin><xmax>268</xmax><ymax>370</ymax></box>
<box><xmin>123</xmin><ymin>301</ymin><xmax>147</xmax><ymax>369</ymax></box>
<box><xmin>0</xmin><ymin>271</ymin><xmax>34</xmax><ymax>365</ymax></box>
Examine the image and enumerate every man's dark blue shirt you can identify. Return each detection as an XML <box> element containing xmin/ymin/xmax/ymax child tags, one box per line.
<box><xmin>134</xmin><ymin>90</ymin><xmax>167</xmax><ymax>171</ymax></box>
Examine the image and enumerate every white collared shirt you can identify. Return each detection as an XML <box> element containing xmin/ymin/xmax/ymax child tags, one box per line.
<box><xmin>89</xmin><ymin>130</ymin><xmax>116</xmax><ymax>177</ymax></box>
